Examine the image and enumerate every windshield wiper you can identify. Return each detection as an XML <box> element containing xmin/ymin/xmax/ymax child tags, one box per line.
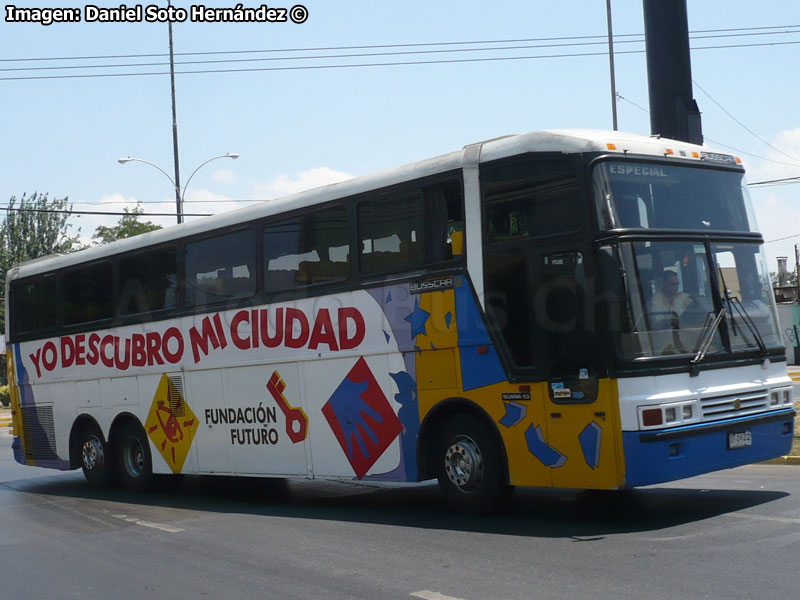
<box><xmin>690</xmin><ymin>306</ymin><xmax>727</xmax><ymax>376</ymax></box>
<box><xmin>728</xmin><ymin>296</ymin><xmax>768</xmax><ymax>355</ymax></box>
<box><xmin>716</xmin><ymin>264</ymin><xmax>768</xmax><ymax>355</ymax></box>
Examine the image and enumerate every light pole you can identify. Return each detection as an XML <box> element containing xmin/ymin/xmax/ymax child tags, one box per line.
<box><xmin>117</xmin><ymin>153</ymin><xmax>239</xmax><ymax>224</ymax></box>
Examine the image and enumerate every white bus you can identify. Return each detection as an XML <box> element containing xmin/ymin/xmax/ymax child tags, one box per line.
<box><xmin>7</xmin><ymin>130</ymin><xmax>794</xmax><ymax>511</ymax></box>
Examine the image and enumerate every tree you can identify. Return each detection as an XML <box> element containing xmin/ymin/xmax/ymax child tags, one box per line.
<box><xmin>0</xmin><ymin>192</ymin><xmax>83</xmax><ymax>356</ymax></box>
<box><xmin>0</xmin><ymin>192</ymin><xmax>82</xmax><ymax>277</ymax></box>
<box><xmin>92</xmin><ymin>203</ymin><xmax>162</xmax><ymax>244</ymax></box>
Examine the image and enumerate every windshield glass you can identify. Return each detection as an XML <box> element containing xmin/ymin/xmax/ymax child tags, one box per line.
<box><xmin>618</xmin><ymin>240</ymin><xmax>723</xmax><ymax>359</ymax></box>
<box><xmin>711</xmin><ymin>242</ymin><xmax>782</xmax><ymax>351</ymax></box>
<box><xmin>615</xmin><ymin>240</ymin><xmax>781</xmax><ymax>360</ymax></box>
<box><xmin>593</xmin><ymin>161</ymin><xmax>755</xmax><ymax>232</ymax></box>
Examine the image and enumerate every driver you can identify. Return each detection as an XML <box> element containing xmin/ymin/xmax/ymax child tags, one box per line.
<box><xmin>650</xmin><ymin>270</ymin><xmax>694</xmax><ymax>318</ymax></box>
<box><xmin>649</xmin><ymin>270</ymin><xmax>695</xmax><ymax>355</ymax></box>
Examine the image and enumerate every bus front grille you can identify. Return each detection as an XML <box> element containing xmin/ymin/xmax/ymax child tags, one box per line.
<box><xmin>20</xmin><ymin>404</ymin><xmax>57</xmax><ymax>462</ymax></box>
<box><xmin>700</xmin><ymin>389</ymin><xmax>770</xmax><ymax>420</ymax></box>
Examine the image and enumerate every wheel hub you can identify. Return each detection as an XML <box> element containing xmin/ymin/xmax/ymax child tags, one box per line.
<box><xmin>82</xmin><ymin>437</ymin><xmax>104</xmax><ymax>472</ymax></box>
<box><xmin>444</xmin><ymin>435</ymin><xmax>483</xmax><ymax>492</ymax></box>
<box><xmin>123</xmin><ymin>437</ymin><xmax>145</xmax><ymax>477</ymax></box>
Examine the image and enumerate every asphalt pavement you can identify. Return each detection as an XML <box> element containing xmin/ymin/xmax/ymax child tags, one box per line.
<box><xmin>1</xmin><ymin>425</ymin><xmax>800</xmax><ymax>600</ymax></box>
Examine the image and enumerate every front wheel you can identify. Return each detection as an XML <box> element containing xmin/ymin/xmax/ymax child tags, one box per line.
<box><xmin>79</xmin><ymin>424</ymin><xmax>116</xmax><ymax>487</ymax></box>
<box><xmin>435</xmin><ymin>413</ymin><xmax>511</xmax><ymax>513</ymax></box>
<box><xmin>116</xmin><ymin>421</ymin><xmax>153</xmax><ymax>491</ymax></box>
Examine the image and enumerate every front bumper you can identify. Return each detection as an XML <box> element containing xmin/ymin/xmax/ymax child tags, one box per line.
<box><xmin>622</xmin><ymin>408</ymin><xmax>795</xmax><ymax>487</ymax></box>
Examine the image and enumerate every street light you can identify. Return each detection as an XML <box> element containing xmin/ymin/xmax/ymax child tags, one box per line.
<box><xmin>117</xmin><ymin>153</ymin><xmax>239</xmax><ymax>224</ymax></box>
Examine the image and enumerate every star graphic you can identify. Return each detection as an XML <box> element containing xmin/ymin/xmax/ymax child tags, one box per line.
<box><xmin>404</xmin><ymin>299</ymin><xmax>430</xmax><ymax>339</ymax></box>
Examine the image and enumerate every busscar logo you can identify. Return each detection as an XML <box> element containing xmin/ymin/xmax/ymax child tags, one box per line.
<box><xmin>700</xmin><ymin>152</ymin><xmax>736</xmax><ymax>164</ymax></box>
<box><xmin>410</xmin><ymin>277</ymin><xmax>454</xmax><ymax>294</ymax></box>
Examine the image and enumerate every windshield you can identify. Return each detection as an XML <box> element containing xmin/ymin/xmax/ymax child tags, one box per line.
<box><xmin>614</xmin><ymin>240</ymin><xmax>781</xmax><ymax>360</ymax></box>
<box><xmin>593</xmin><ymin>161</ymin><xmax>756</xmax><ymax>232</ymax></box>
<box><xmin>711</xmin><ymin>241</ymin><xmax>782</xmax><ymax>352</ymax></box>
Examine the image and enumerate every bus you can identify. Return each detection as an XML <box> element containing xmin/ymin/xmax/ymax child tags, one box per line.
<box><xmin>6</xmin><ymin>129</ymin><xmax>795</xmax><ymax>512</ymax></box>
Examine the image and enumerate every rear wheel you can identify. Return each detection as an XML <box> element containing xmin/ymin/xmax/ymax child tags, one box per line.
<box><xmin>116</xmin><ymin>421</ymin><xmax>153</xmax><ymax>491</ymax></box>
<box><xmin>79</xmin><ymin>424</ymin><xmax>116</xmax><ymax>487</ymax></box>
<box><xmin>435</xmin><ymin>413</ymin><xmax>511</xmax><ymax>513</ymax></box>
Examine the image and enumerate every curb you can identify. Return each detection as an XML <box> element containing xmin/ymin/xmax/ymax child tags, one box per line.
<box><xmin>762</xmin><ymin>456</ymin><xmax>800</xmax><ymax>466</ymax></box>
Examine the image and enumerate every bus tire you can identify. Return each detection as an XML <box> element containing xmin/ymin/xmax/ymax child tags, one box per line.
<box><xmin>435</xmin><ymin>413</ymin><xmax>509</xmax><ymax>513</ymax></box>
<box><xmin>116</xmin><ymin>421</ymin><xmax>153</xmax><ymax>491</ymax></box>
<box><xmin>78</xmin><ymin>423</ymin><xmax>116</xmax><ymax>487</ymax></box>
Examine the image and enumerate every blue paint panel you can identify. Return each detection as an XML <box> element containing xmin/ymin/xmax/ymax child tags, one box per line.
<box><xmin>453</xmin><ymin>276</ymin><xmax>491</xmax><ymax>346</ymax></box>
<box><xmin>11</xmin><ymin>344</ymin><xmax>70</xmax><ymax>470</ymax></box>
<box><xmin>389</xmin><ymin>371</ymin><xmax>419</xmax><ymax>481</ymax></box>
<box><xmin>453</xmin><ymin>277</ymin><xmax>507</xmax><ymax>391</ymax></box>
<box><xmin>623</xmin><ymin>413</ymin><xmax>794</xmax><ymax>488</ymax></box>
<box><xmin>499</xmin><ymin>401</ymin><xmax>526</xmax><ymax>428</ymax></box>
<box><xmin>12</xmin><ymin>437</ymin><xmax>24</xmax><ymax>465</ymax></box>
<box><xmin>404</xmin><ymin>299</ymin><xmax>430</xmax><ymax>339</ymax></box>
<box><xmin>579</xmin><ymin>421</ymin><xmax>602</xmax><ymax>469</ymax></box>
<box><xmin>525</xmin><ymin>425</ymin><xmax>567</xmax><ymax>468</ymax></box>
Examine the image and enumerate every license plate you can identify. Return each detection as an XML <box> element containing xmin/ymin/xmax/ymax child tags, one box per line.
<box><xmin>728</xmin><ymin>429</ymin><xmax>752</xmax><ymax>450</ymax></box>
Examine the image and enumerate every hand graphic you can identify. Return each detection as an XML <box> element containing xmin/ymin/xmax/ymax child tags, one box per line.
<box><xmin>327</xmin><ymin>377</ymin><xmax>384</xmax><ymax>460</ymax></box>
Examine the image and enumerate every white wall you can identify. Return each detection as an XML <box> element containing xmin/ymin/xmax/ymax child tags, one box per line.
<box><xmin>777</xmin><ymin>304</ymin><xmax>800</xmax><ymax>365</ymax></box>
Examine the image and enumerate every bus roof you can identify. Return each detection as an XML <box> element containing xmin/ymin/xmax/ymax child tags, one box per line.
<box><xmin>8</xmin><ymin>129</ymin><xmax>737</xmax><ymax>280</ymax></box>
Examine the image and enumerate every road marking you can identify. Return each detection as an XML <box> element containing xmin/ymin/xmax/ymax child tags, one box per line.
<box><xmin>111</xmin><ymin>514</ymin><xmax>184</xmax><ymax>533</ymax></box>
<box><xmin>726</xmin><ymin>513</ymin><xmax>800</xmax><ymax>525</ymax></box>
<box><xmin>410</xmin><ymin>592</ymin><xmax>466</xmax><ymax>600</ymax></box>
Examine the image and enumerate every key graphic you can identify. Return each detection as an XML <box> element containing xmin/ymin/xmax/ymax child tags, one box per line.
<box><xmin>267</xmin><ymin>371</ymin><xmax>309</xmax><ymax>444</ymax></box>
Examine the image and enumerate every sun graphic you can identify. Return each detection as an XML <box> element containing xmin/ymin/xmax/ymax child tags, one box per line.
<box><xmin>145</xmin><ymin>374</ymin><xmax>198</xmax><ymax>473</ymax></box>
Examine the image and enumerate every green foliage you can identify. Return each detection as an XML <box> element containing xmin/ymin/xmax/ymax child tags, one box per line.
<box><xmin>92</xmin><ymin>203</ymin><xmax>162</xmax><ymax>245</ymax></box>
<box><xmin>0</xmin><ymin>192</ymin><xmax>82</xmax><ymax>274</ymax></box>
<box><xmin>0</xmin><ymin>385</ymin><xmax>9</xmax><ymax>408</ymax></box>
<box><xmin>0</xmin><ymin>192</ymin><xmax>83</xmax><ymax>333</ymax></box>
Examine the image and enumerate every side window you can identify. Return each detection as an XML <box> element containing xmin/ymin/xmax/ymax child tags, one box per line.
<box><xmin>118</xmin><ymin>247</ymin><xmax>178</xmax><ymax>316</ymax></box>
<box><xmin>63</xmin><ymin>263</ymin><xmax>113</xmax><ymax>325</ymax></box>
<box><xmin>483</xmin><ymin>157</ymin><xmax>582</xmax><ymax>372</ymax></box>
<box><xmin>484</xmin><ymin>251</ymin><xmax>531</xmax><ymax>366</ymax></box>
<box><xmin>185</xmin><ymin>229</ymin><xmax>256</xmax><ymax>307</ymax></box>
<box><xmin>484</xmin><ymin>158</ymin><xmax>580</xmax><ymax>242</ymax></box>
<box><xmin>263</xmin><ymin>206</ymin><xmax>350</xmax><ymax>293</ymax></box>
<box><xmin>12</xmin><ymin>276</ymin><xmax>57</xmax><ymax>335</ymax></box>
<box><xmin>359</xmin><ymin>193</ymin><xmax>425</xmax><ymax>274</ymax></box>
<box><xmin>358</xmin><ymin>179</ymin><xmax>463</xmax><ymax>275</ymax></box>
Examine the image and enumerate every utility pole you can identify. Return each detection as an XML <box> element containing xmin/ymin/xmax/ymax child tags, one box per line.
<box><xmin>168</xmin><ymin>0</ymin><xmax>183</xmax><ymax>224</ymax></box>
<box><xmin>606</xmin><ymin>0</ymin><xmax>618</xmax><ymax>131</ymax></box>
<box><xmin>795</xmin><ymin>243</ymin><xmax>800</xmax><ymax>301</ymax></box>
<box><xmin>642</xmin><ymin>0</ymin><xmax>703</xmax><ymax>144</ymax></box>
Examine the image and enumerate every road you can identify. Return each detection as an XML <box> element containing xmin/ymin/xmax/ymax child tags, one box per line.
<box><xmin>1</xmin><ymin>426</ymin><xmax>799</xmax><ymax>600</ymax></box>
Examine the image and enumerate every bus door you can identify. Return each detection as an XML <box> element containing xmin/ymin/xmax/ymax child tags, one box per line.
<box><xmin>531</xmin><ymin>247</ymin><xmax>622</xmax><ymax>490</ymax></box>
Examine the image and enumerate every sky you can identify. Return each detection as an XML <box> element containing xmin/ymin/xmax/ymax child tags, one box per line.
<box><xmin>1</xmin><ymin>0</ymin><xmax>798</xmax><ymax>272</ymax></box>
